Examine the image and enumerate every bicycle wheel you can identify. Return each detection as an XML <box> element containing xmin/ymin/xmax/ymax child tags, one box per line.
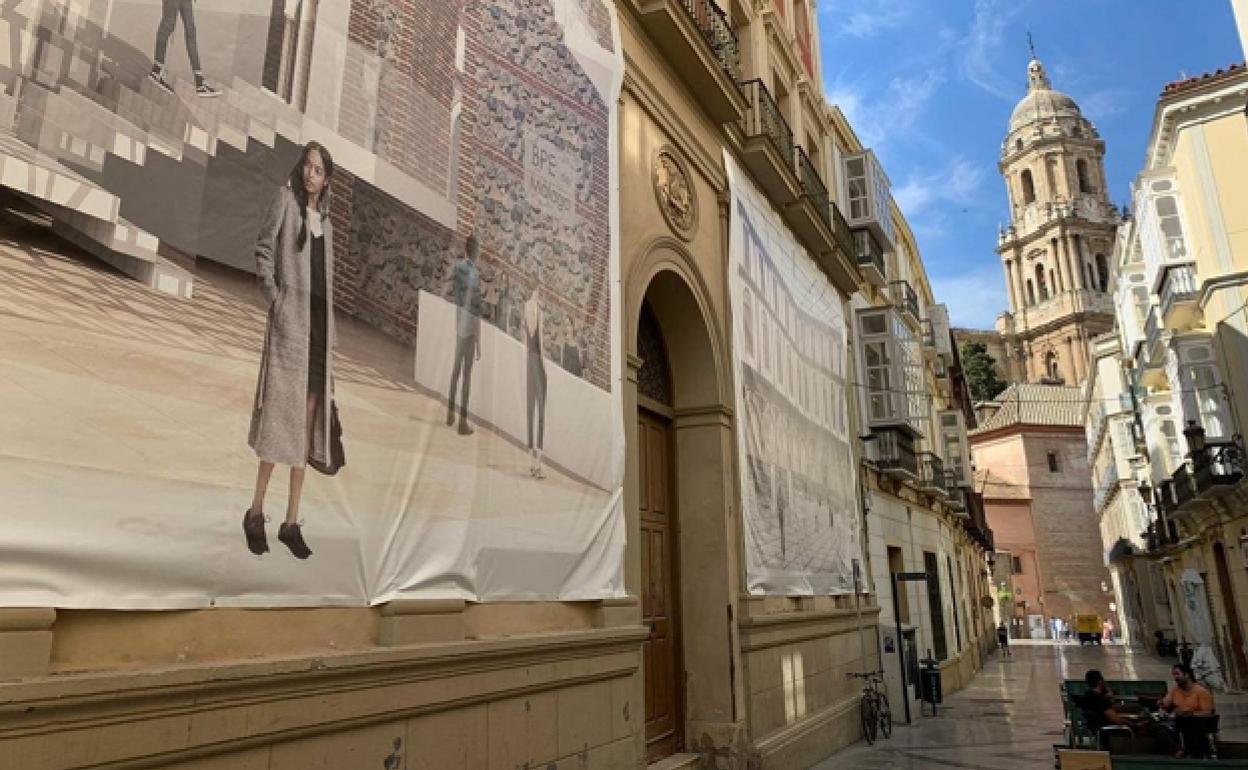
<box><xmin>877</xmin><ymin>692</ymin><xmax>892</xmax><ymax>738</ymax></box>
<box><xmin>861</xmin><ymin>696</ymin><xmax>878</xmax><ymax>744</ymax></box>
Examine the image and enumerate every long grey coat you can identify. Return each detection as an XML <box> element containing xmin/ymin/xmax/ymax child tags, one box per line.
<box><xmin>248</xmin><ymin>184</ymin><xmax>336</xmax><ymax>467</ymax></box>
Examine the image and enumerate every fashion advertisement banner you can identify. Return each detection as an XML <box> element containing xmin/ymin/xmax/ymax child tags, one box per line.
<box><xmin>724</xmin><ymin>155</ymin><xmax>861</xmax><ymax>595</ymax></box>
<box><xmin>0</xmin><ymin>0</ymin><xmax>625</xmax><ymax>607</ymax></box>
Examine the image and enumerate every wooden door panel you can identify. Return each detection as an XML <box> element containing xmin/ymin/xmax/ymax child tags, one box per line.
<box><xmin>639</xmin><ymin>410</ymin><xmax>681</xmax><ymax>761</ymax></box>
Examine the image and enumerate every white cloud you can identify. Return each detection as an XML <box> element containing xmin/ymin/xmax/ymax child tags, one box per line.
<box><xmin>820</xmin><ymin>0</ymin><xmax>909</xmax><ymax>39</ymax></box>
<box><xmin>958</xmin><ymin>0</ymin><xmax>1029</xmax><ymax>101</ymax></box>
<box><xmin>930</xmin><ymin>263</ymin><xmax>1009</xmax><ymax>330</ymax></box>
<box><xmin>1079</xmin><ymin>87</ymin><xmax>1132</xmax><ymax>123</ymax></box>
<box><xmin>824</xmin><ymin>68</ymin><xmax>945</xmax><ymax>150</ymax></box>
<box><xmin>894</xmin><ymin>157</ymin><xmax>987</xmax><ymax>219</ymax></box>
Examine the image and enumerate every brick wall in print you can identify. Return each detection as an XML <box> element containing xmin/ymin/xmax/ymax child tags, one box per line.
<box><xmin>340</xmin><ymin>0</ymin><xmax>464</xmax><ymax>195</ymax></box>
<box><xmin>459</xmin><ymin>0</ymin><xmax>614</xmax><ymax>390</ymax></box>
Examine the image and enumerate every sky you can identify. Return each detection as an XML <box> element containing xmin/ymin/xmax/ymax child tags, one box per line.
<box><xmin>818</xmin><ymin>0</ymin><xmax>1245</xmax><ymax>330</ymax></box>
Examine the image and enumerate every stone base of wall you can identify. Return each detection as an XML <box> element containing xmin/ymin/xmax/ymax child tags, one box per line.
<box><xmin>0</xmin><ymin>603</ymin><xmax>647</xmax><ymax>770</ymax></box>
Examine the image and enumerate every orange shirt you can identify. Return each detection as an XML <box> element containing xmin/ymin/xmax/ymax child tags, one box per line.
<box><xmin>1167</xmin><ymin>683</ymin><xmax>1214</xmax><ymax>713</ymax></box>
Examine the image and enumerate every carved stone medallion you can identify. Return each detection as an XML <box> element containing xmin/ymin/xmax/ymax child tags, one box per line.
<box><xmin>653</xmin><ymin>147</ymin><xmax>697</xmax><ymax>241</ymax></box>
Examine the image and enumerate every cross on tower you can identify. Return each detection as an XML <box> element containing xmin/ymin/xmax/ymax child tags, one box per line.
<box><xmin>1028</xmin><ymin>32</ymin><xmax>1037</xmax><ymax>60</ymax></box>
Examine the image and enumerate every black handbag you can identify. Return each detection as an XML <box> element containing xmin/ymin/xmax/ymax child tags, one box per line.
<box><xmin>309</xmin><ymin>401</ymin><xmax>345</xmax><ymax>476</ymax></box>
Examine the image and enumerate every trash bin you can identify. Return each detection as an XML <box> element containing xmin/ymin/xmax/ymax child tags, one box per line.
<box><xmin>920</xmin><ymin>653</ymin><xmax>942</xmax><ymax>716</ymax></box>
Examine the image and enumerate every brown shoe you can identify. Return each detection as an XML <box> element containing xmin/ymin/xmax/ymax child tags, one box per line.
<box><xmin>243</xmin><ymin>509</ymin><xmax>268</xmax><ymax>555</ymax></box>
<box><xmin>278</xmin><ymin>522</ymin><xmax>312</xmax><ymax>559</ymax></box>
<box><xmin>457</xmin><ymin>421</ymin><xmax>474</xmax><ymax>436</ymax></box>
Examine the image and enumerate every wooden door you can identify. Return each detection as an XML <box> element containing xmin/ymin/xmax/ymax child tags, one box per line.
<box><xmin>1213</xmin><ymin>543</ymin><xmax>1248</xmax><ymax>684</ymax></box>
<box><xmin>639</xmin><ymin>409</ymin><xmax>682</xmax><ymax>761</ymax></box>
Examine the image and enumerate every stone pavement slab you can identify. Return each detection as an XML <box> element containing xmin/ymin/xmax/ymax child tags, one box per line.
<box><xmin>810</xmin><ymin>642</ymin><xmax>1248</xmax><ymax>769</ymax></box>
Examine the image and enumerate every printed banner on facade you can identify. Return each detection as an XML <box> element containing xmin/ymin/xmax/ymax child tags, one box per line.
<box><xmin>725</xmin><ymin>155</ymin><xmax>861</xmax><ymax>595</ymax></box>
<box><xmin>0</xmin><ymin>0</ymin><xmax>625</xmax><ymax>608</ymax></box>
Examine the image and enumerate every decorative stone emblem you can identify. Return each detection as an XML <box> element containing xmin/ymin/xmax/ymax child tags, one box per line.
<box><xmin>653</xmin><ymin>147</ymin><xmax>697</xmax><ymax>241</ymax></box>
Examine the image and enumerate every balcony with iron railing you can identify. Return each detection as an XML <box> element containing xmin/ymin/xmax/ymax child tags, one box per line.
<box><xmin>917</xmin><ymin>452</ymin><xmax>946</xmax><ymax>495</ymax></box>
<box><xmin>1193</xmin><ymin>440</ymin><xmax>1246</xmax><ymax>495</ymax></box>
<box><xmin>784</xmin><ymin>147</ymin><xmax>862</xmax><ymax>293</ymax></box>
<box><xmin>633</xmin><ymin>0</ymin><xmax>746</xmax><ymax>123</ymax></box>
<box><xmin>945</xmin><ymin>474</ymin><xmax>967</xmax><ymax>514</ymax></box>
<box><xmin>739</xmin><ymin>79</ymin><xmax>801</xmax><ymax>206</ymax></box>
<box><xmin>887</xmin><ymin>280</ymin><xmax>920</xmax><ymax>327</ymax></box>
<box><xmin>854</xmin><ymin>228</ymin><xmax>886</xmax><ymax>286</ymax></box>
<box><xmin>873</xmin><ymin>428</ymin><xmax>918</xmax><ymax>479</ymax></box>
<box><xmin>1158</xmin><ymin>263</ymin><xmax>1200</xmax><ymax>329</ymax></box>
<box><xmin>1172</xmin><ymin>461</ymin><xmax>1198</xmax><ymax>508</ymax></box>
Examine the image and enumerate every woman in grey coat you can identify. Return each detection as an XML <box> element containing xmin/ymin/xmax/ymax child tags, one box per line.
<box><xmin>243</xmin><ymin>141</ymin><xmax>337</xmax><ymax>560</ymax></box>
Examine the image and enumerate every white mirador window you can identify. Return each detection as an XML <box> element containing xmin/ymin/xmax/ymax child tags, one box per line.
<box><xmin>857</xmin><ymin>308</ymin><xmax>923</xmax><ymax>429</ymax></box>
<box><xmin>846</xmin><ymin>156</ymin><xmax>868</xmax><ymax>220</ymax></box>
<box><xmin>1176</xmin><ymin>343</ymin><xmax>1229</xmax><ymax>441</ymax></box>
<box><xmin>940</xmin><ymin>410</ymin><xmax>971</xmax><ymax>486</ymax></box>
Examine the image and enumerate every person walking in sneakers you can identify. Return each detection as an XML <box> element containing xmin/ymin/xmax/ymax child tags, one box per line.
<box><xmin>149</xmin><ymin>0</ymin><xmax>222</xmax><ymax>97</ymax></box>
<box><xmin>447</xmin><ymin>234</ymin><xmax>482</xmax><ymax>435</ymax></box>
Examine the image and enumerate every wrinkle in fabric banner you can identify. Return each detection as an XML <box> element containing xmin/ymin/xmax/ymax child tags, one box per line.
<box><xmin>0</xmin><ymin>0</ymin><xmax>625</xmax><ymax>608</ymax></box>
<box><xmin>725</xmin><ymin>155</ymin><xmax>862</xmax><ymax>595</ymax></box>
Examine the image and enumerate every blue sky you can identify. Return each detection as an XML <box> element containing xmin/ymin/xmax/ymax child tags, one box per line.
<box><xmin>818</xmin><ymin>0</ymin><xmax>1245</xmax><ymax>329</ymax></box>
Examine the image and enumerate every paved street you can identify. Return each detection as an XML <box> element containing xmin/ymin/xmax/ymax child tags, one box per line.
<box><xmin>812</xmin><ymin>641</ymin><xmax>1248</xmax><ymax>770</ymax></box>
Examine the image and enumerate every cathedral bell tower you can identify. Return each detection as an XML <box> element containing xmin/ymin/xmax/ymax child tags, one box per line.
<box><xmin>994</xmin><ymin>49</ymin><xmax>1119</xmax><ymax>386</ymax></box>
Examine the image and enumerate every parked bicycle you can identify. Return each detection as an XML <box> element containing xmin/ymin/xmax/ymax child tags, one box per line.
<box><xmin>848</xmin><ymin>669</ymin><xmax>892</xmax><ymax>744</ymax></box>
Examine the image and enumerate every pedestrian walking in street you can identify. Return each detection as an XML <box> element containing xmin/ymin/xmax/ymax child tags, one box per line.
<box><xmin>447</xmin><ymin>234</ymin><xmax>482</xmax><ymax>436</ymax></box>
<box><xmin>149</xmin><ymin>0</ymin><xmax>222</xmax><ymax>97</ymax></box>
<box><xmin>997</xmin><ymin>622</ymin><xmax>1010</xmax><ymax>656</ymax></box>
<box><xmin>245</xmin><ymin>141</ymin><xmax>338</xmax><ymax>560</ymax></box>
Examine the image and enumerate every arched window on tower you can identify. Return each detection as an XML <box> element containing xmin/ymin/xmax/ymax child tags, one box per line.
<box><xmin>1077</xmin><ymin>159</ymin><xmax>1092</xmax><ymax>194</ymax></box>
<box><xmin>1026</xmin><ymin>280</ymin><xmax>1036</xmax><ymax>306</ymax></box>
<box><xmin>1035</xmin><ymin>263</ymin><xmax>1049</xmax><ymax>301</ymax></box>
<box><xmin>1095</xmin><ymin>253</ymin><xmax>1109</xmax><ymax>292</ymax></box>
<box><xmin>1015</xmin><ymin>138</ymin><xmax>1024</xmax><ymax>152</ymax></box>
<box><xmin>1021</xmin><ymin>169</ymin><xmax>1036</xmax><ymax>204</ymax></box>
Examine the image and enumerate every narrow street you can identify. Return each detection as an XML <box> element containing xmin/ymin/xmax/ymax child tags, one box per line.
<box><xmin>814</xmin><ymin>642</ymin><xmax>1248</xmax><ymax>770</ymax></box>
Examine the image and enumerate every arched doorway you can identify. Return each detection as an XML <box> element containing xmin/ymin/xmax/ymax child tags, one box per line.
<box><xmin>635</xmin><ymin>299</ymin><xmax>683</xmax><ymax>760</ymax></box>
<box><xmin>628</xmin><ymin>253</ymin><xmax>734</xmax><ymax>764</ymax></box>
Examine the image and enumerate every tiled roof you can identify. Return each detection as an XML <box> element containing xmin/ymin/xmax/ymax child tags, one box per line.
<box><xmin>969</xmin><ymin>383</ymin><xmax>1085</xmax><ymax>436</ymax></box>
<box><xmin>972</xmin><ymin>469</ymin><xmax>1031</xmax><ymax>501</ymax></box>
<box><xmin>1162</xmin><ymin>62</ymin><xmax>1247</xmax><ymax>98</ymax></box>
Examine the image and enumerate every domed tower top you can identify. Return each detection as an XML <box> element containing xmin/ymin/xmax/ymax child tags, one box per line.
<box><xmin>1007</xmin><ymin>56</ymin><xmax>1086</xmax><ymax>135</ymax></box>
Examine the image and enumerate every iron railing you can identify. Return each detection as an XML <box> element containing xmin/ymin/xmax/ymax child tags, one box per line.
<box><xmin>1172</xmin><ymin>462</ymin><xmax>1198</xmax><ymax>508</ymax></box>
<box><xmin>794</xmin><ymin>146</ymin><xmax>830</xmax><ymax>230</ymax></box>
<box><xmin>832</xmin><ymin>201</ymin><xmax>855</xmax><ymax>259</ymax></box>
<box><xmin>740</xmin><ymin>79</ymin><xmax>794</xmax><ymax>169</ymax></box>
<box><xmin>1193</xmin><ymin>441</ymin><xmax>1245</xmax><ymax>493</ymax></box>
<box><xmin>678</xmin><ymin>0</ymin><xmax>741</xmax><ymax>79</ymax></box>
<box><xmin>853</xmin><ymin>228</ymin><xmax>885</xmax><ymax>277</ymax></box>
<box><xmin>918</xmin><ymin>451</ymin><xmax>946</xmax><ymax>493</ymax></box>
<box><xmin>1159</xmin><ymin>263</ymin><xmax>1199</xmax><ymax>320</ymax></box>
<box><xmin>875</xmin><ymin>429</ymin><xmax>918</xmax><ymax>477</ymax></box>
<box><xmin>888</xmin><ymin>280</ymin><xmax>920</xmax><ymax>323</ymax></box>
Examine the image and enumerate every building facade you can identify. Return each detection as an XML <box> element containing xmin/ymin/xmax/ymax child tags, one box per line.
<box><xmin>0</xmin><ymin>2</ymin><xmax>993</xmax><ymax>769</ymax></box>
<box><xmin>1083</xmin><ymin>332</ymin><xmax>1174</xmax><ymax>648</ymax></box>
<box><xmin>993</xmin><ymin>54</ymin><xmax>1119</xmax><ymax>387</ymax></box>
<box><xmin>1095</xmin><ymin>62</ymin><xmax>1248</xmax><ymax>690</ymax></box>
<box><xmin>970</xmin><ymin>384</ymin><xmax>1114</xmax><ymax>639</ymax></box>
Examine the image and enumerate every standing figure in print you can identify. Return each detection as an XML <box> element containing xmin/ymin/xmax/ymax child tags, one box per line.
<box><xmin>244</xmin><ymin>141</ymin><xmax>337</xmax><ymax>560</ymax></box>
<box><xmin>148</xmin><ymin>0</ymin><xmax>222</xmax><ymax>96</ymax></box>
<box><xmin>447</xmin><ymin>235</ymin><xmax>482</xmax><ymax>436</ymax></box>
<box><xmin>523</xmin><ymin>282</ymin><xmax>547</xmax><ymax>478</ymax></box>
